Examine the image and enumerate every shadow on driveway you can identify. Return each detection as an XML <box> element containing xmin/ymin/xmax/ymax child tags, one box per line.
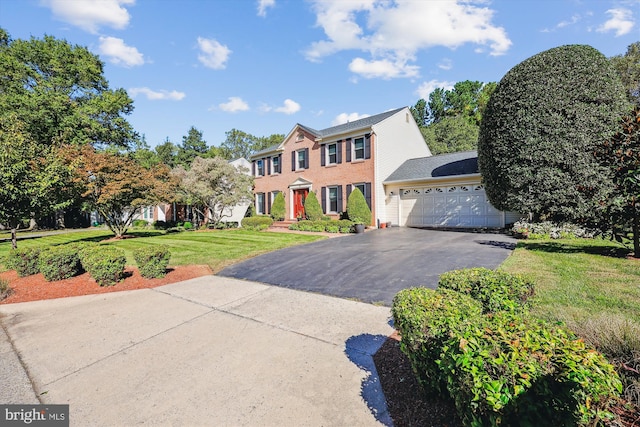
<box><xmin>218</xmin><ymin>228</ymin><xmax>516</xmax><ymax>306</ymax></box>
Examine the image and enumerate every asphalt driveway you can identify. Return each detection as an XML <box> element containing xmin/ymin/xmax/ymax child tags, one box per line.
<box><xmin>218</xmin><ymin>227</ymin><xmax>516</xmax><ymax>305</ymax></box>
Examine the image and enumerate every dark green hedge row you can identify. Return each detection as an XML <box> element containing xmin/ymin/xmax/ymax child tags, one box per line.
<box><xmin>39</xmin><ymin>245</ymin><xmax>82</xmax><ymax>281</ymax></box>
<box><xmin>288</xmin><ymin>219</ymin><xmax>354</xmax><ymax>233</ymax></box>
<box><xmin>5</xmin><ymin>247</ymin><xmax>41</xmax><ymax>277</ymax></box>
<box><xmin>241</xmin><ymin>216</ymin><xmax>273</xmax><ymax>230</ymax></box>
<box><xmin>391</xmin><ymin>268</ymin><xmax>621</xmax><ymax>426</ymax></box>
<box><xmin>79</xmin><ymin>245</ymin><xmax>126</xmax><ymax>286</ymax></box>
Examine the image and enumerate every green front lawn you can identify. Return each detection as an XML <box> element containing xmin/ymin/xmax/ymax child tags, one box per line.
<box><xmin>0</xmin><ymin>229</ymin><xmax>325</xmax><ymax>273</ymax></box>
<box><xmin>500</xmin><ymin>237</ymin><xmax>640</xmax><ymax>324</ymax></box>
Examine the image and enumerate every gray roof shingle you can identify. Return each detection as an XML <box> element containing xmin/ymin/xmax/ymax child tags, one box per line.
<box><xmin>384</xmin><ymin>151</ymin><xmax>479</xmax><ymax>183</ymax></box>
<box><xmin>312</xmin><ymin>107</ymin><xmax>405</xmax><ymax>139</ymax></box>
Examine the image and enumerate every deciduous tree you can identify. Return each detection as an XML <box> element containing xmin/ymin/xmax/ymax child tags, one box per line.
<box><xmin>610</xmin><ymin>41</ymin><xmax>640</xmax><ymax>106</ymax></box>
<box><xmin>172</xmin><ymin>157</ymin><xmax>253</xmax><ymax>227</ymax></box>
<box><xmin>219</xmin><ymin>129</ymin><xmax>284</xmax><ymax>160</ymax></box>
<box><xmin>594</xmin><ymin>107</ymin><xmax>640</xmax><ymax>257</ymax></box>
<box><xmin>72</xmin><ymin>147</ymin><xmax>175</xmax><ymax>238</ymax></box>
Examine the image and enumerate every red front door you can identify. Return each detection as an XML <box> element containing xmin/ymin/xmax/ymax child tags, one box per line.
<box><xmin>293</xmin><ymin>189</ymin><xmax>308</xmax><ymax>219</ymax></box>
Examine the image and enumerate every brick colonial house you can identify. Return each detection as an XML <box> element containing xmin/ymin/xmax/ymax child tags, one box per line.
<box><xmin>250</xmin><ymin>107</ymin><xmax>430</xmax><ymax>226</ymax></box>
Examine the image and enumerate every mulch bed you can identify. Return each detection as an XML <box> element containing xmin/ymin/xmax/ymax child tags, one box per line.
<box><xmin>0</xmin><ymin>265</ymin><xmax>212</xmax><ymax>304</ymax></box>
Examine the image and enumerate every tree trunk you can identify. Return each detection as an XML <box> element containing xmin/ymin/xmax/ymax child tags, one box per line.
<box><xmin>11</xmin><ymin>228</ymin><xmax>17</xmax><ymax>250</ymax></box>
<box><xmin>55</xmin><ymin>210</ymin><xmax>65</xmax><ymax>229</ymax></box>
<box><xmin>634</xmin><ymin>209</ymin><xmax>639</xmax><ymax>259</ymax></box>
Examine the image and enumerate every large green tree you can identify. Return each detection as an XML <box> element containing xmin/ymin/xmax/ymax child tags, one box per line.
<box><xmin>594</xmin><ymin>107</ymin><xmax>640</xmax><ymax>257</ymax></box>
<box><xmin>219</xmin><ymin>129</ymin><xmax>284</xmax><ymax>160</ymax></box>
<box><xmin>478</xmin><ymin>44</ymin><xmax>630</xmax><ymax>223</ymax></box>
<box><xmin>0</xmin><ymin>29</ymin><xmax>137</xmax><ymax>233</ymax></box>
<box><xmin>176</xmin><ymin>126</ymin><xmax>208</xmax><ymax>168</ymax></box>
<box><xmin>420</xmin><ymin>116</ymin><xmax>479</xmax><ymax>155</ymax></box>
<box><xmin>610</xmin><ymin>41</ymin><xmax>640</xmax><ymax>106</ymax></box>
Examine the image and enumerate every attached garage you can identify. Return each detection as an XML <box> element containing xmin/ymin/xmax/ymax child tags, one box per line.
<box><xmin>384</xmin><ymin>151</ymin><xmax>521</xmax><ymax>229</ymax></box>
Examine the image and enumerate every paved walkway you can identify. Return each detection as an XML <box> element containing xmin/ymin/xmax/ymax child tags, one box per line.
<box><xmin>0</xmin><ymin>276</ymin><xmax>394</xmax><ymax>426</ymax></box>
<box><xmin>219</xmin><ymin>227</ymin><xmax>517</xmax><ymax>305</ymax></box>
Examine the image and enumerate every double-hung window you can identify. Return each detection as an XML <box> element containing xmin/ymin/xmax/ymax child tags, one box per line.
<box><xmin>328</xmin><ymin>187</ymin><xmax>339</xmax><ymax>213</ymax></box>
<box><xmin>327</xmin><ymin>144</ymin><xmax>337</xmax><ymax>164</ymax></box>
<box><xmin>256</xmin><ymin>159</ymin><xmax>264</xmax><ymax>176</ymax></box>
<box><xmin>256</xmin><ymin>193</ymin><xmax>265</xmax><ymax>215</ymax></box>
<box><xmin>272</xmin><ymin>156</ymin><xmax>280</xmax><ymax>174</ymax></box>
<box><xmin>297</xmin><ymin>149</ymin><xmax>306</xmax><ymax>170</ymax></box>
<box><xmin>353</xmin><ymin>137</ymin><xmax>365</xmax><ymax>160</ymax></box>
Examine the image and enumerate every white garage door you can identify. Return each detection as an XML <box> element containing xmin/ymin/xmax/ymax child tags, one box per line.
<box><xmin>400</xmin><ymin>184</ymin><xmax>503</xmax><ymax>228</ymax></box>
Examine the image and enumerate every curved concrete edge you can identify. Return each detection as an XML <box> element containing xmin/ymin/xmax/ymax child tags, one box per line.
<box><xmin>0</xmin><ymin>319</ymin><xmax>39</xmax><ymax>404</ymax></box>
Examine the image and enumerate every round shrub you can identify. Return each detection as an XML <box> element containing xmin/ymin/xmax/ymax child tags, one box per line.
<box><xmin>152</xmin><ymin>220</ymin><xmax>167</xmax><ymax>230</ymax></box>
<box><xmin>478</xmin><ymin>44</ymin><xmax>629</xmax><ymax>223</ymax></box>
<box><xmin>82</xmin><ymin>246</ymin><xmax>126</xmax><ymax>286</ymax></box>
<box><xmin>270</xmin><ymin>192</ymin><xmax>286</xmax><ymax>221</ymax></box>
<box><xmin>5</xmin><ymin>247</ymin><xmax>41</xmax><ymax>277</ymax></box>
<box><xmin>38</xmin><ymin>246</ymin><xmax>81</xmax><ymax>281</ymax></box>
<box><xmin>346</xmin><ymin>187</ymin><xmax>371</xmax><ymax>225</ymax></box>
<box><xmin>132</xmin><ymin>219</ymin><xmax>149</xmax><ymax>228</ymax></box>
<box><xmin>134</xmin><ymin>246</ymin><xmax>171</xmax><ymax>279</ymax></box>
<box><xmin>183</xmin><ymin>221</ymin><xmax>193</xmax><ymax>230</ymax></box>
<box><xmin>438</xmin><ymin>268</ymin><xmax>535</xmax><ymax>313</ymax></box>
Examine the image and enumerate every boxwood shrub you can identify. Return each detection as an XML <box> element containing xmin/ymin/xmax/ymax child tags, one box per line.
<box><xmin>391</xmin><ymin>287</ymin><xmax>483</xmax><ymax>394</ymax></box>
<box><xmin>134</xmin><ymin>246</ymin><xmax>171</xmax><ymax>278</ymax></box>
<box><xmin>38</xmin><ymin>245</ymin><xmax>82</xmax><ymax>281</ymax></box>
<box><xmin>82</xmin><ymin>246</ymin><xmax>127</xmax><ymax>286</ymax></box>
<box><xmin>438</xmin><ymin>268</ymin><xmax>535</xmax><ymax>314</ymax></box>
<box><xmin>288</xmin><ymin>219</ymin><xmax>354</xmax><ymax>233</ymax></box>
<box><xmin>5</xmin><ymin>247</ymin><xmax>41</xmax><ymax>277</ymax></box>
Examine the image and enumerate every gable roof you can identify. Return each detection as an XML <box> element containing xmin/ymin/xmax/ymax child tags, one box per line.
<box><xmin>384</xmin><ymin>151</ymin><xmax>479</xmax><ymax>184</ymax></box>
<box><xmin>250</xmin><ymin>106</ymin><xmax>407</xmax><ymax>160</ymax></box>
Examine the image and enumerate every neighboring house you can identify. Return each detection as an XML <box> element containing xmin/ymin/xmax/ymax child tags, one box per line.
<box><xmin>133</xmin><ymin>157</ymin><xmax>252</xmax><ymax>227</ymax></box>
<box><xmin>250</xmin><ymin>107</ymin><xmax>431</xmax><ymax>225</ymax></box>
<box><xmin>383</xmin><ymin>151</ymin><xmax>521</xmax><ymax>228</ymax></box>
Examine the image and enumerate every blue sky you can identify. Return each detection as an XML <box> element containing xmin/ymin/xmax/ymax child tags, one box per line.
<box><xmin>1</xmin><ymin>0</ymin><xmax>638</xmax><ymax>148</ymax></box>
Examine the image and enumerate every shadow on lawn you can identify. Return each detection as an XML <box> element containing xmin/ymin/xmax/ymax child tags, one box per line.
<box><xmin>518</xmin><ymin>240</ymin><xmax>631</xmax><ymax>258</ymax></box>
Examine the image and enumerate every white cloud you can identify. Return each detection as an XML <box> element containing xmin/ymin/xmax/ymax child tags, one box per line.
<box><xmin>597</xmin><ymin>8</ymin><xmax>635</xmax><ymax>36</ymax></box>
<box><xmin>348</xmin><ymin>57</ymin><xmax>419</xmax><ymax>79</ymax></box>
<box><xmin>331</xmin><ymin>112</ymin><xmax>370</xmax><ymax>126</ymax></box>
<box><xmin>257</xmin><ymin>0</ymin><xmax>275</xmax><ymax>17</ymax></box>
<box><xmin>416</xmin><ymin>79</ymin><xmax>455</xmax><ymax>100</ymax></box>
<box><xmin>437</xmin><ymin>58</ymin><xmax>453</xmax><ymax>70</ymax></box>
<box><xmin>43</xmin><ymin>0</ymin><xmax>134</xmax><ymax>33</ymax></box>
<box><xmin>98</xmin><ymin>36</ymin><xmax>144</xmax><ymax>67</ymax></box>
<box><xmin>129</xmin><ymin>87</ymin><xmax>185</xmax><ymax>101</ymax></box>
<box><xmin>275</xmin><ymin>99</ymin><xmax>301</xmax><ymax>114</ymax></box>
<box><xmin>219</xmin><ymin>97</ymin><xmax>249</xmax><ymax>112</ymax></box>
<box><xmin>305</xmin><ymin>0</ymin><xmax>511</xmax><ymax>79</ymax></box>
<box><xmin>197</xmin><ymin>37</ymin><xmax>231</xmax><ymax>70</ymax></box>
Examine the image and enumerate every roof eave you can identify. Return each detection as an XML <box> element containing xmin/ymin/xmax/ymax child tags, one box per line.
<box><xmin>383</xmin><ymin>173</ymin><xmax>482</xmax><ymax>185</ymax></box>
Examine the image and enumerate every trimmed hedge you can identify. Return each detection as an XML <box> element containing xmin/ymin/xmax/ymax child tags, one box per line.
<box><xmin>438</xmin><ymin>268</ymin><xmax>535</xmax><ymax>314</ymax></box>
<box><xmin>391</xmin><ymin>288</ymin><xmax>483</xmax><ymax>394</ymax></box>
<box><xmin>5</xmin><ymin>247</ymin><xmax>41</xmax><ymax>277</ymax></box>
<box><xmin>346</xmin><ymin>187</ymin><xmax>371</xmax><ymax>225</ymax></box>
<box><xmin>241</xmin><ymin>216</ymin><xmax>273</xmax><ymax>230</ymax></box>
<box><xmin>288</xmin><ymin>219</ymin><xmax>354</xmax><ymax>233</ymax></box>
<box><xmin>81</xmin><ymin>245</ymin><xmax>126</xmax><ymax>286</ymax></box>
<box><xmin>134</xmin><ymin>246</ymin><xmax>171</xmax><ymax>278</ymax></box>
<box><xmin>38</xmin><ymin>245</ymin><xmax>81</xmax><ymax>281</ymax></box>
<box><xmin>304</xmin><ymin>191</ymin><xmax>323</xmax><ymax>221</ymax></box>
<box><xmin>392</xmin><ymin>277</ymin><xmax>621</xmax><ymax>426</ymax></box>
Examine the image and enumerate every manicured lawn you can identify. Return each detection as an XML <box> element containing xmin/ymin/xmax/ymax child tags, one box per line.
<box><xmin>0</xmin><ymin>229</ymin><xmax>325</xmax><ymax>273</ymax></box>
<box><xmin>500</xmin><ymin>237</ymin><xmax>640</xmax><ymax>324</ymax></box>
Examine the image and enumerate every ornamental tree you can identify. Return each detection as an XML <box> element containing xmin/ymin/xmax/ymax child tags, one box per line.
<box><xmin>72</xmin><ymin>147</ymin><xmax>175</xmax><ymax>238</ymax></box>
<box><xmin>594</xmin><ymin>107</ymin><xmax>640</xmax><ymax>257</ymax></box>
<box><xmin>478</xmin><ymin>44</ymin><xmax>629</xmax><ymax>223</ymax></box>
<box><xmin>172</xmin><ymin>156</ymin><xmax>253</xmax><ymax>227</ymax></box>
<box><xmin>346</xmin><ymin>188</ymin><xmax>372</xmax><ymax>225</ymax></box>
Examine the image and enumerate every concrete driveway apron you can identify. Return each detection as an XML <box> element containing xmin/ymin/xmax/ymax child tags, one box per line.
<box><xmin>218</xmin><ymin>227</ymin><xmax>517</xmax><ymax>306</ymax></box>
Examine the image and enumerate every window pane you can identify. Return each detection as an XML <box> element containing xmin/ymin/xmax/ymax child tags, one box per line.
<box><xmin>329</xmin><ymin>187</ymin><xmax>338</xmax><ymax>212</ymax></box>
<box><xmin>354</xmin><ymin>138</ymin><xmax>364</xmax><ymax>159</ymax></box>
<box><xmin>355</xmin><ymin>184</ymin><xmax>365</xmax><ymax>195</ymax></box>
<box><xmin>257</xmin><ymin>160</ymin><xmax>264</xmax><ymax>176</ymax></box>
<box><xmin>272</xmin><ymin>157</ymin><xmax>279</xmax><ymax>173</ymax></box>
<box><xmin>297</xmin><ymin>150</ymin><xmax>305</xmax><ymax>169</ymax></box>
<box><xmin>328</xmin><ymin>144</ymin><xmax>337</xmax><ymax>164</ymax></box>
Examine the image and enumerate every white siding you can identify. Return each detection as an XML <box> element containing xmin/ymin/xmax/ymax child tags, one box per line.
<box><xmin>373</xmin><ymin>108</ymin><xmax>431</xmax><ymax>225</ymax></box>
